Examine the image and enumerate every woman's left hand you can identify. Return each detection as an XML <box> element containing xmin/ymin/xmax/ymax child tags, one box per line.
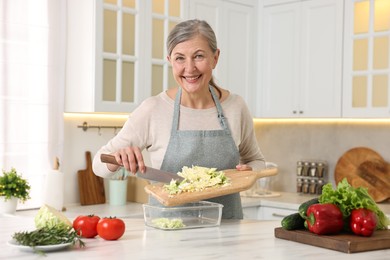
<box><xmin>235</xmin><ymin>164</ymin><xmax>252</xmax><ymax>171</ymax></box>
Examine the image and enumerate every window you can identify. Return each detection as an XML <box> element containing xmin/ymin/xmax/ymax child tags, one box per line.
<box><xmin>0</xmin><ymin>0</ymin><xmax>65</xmax><ymax>209</ymax></box>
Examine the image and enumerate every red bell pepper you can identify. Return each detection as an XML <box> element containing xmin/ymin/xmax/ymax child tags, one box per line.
<box><xmin>350</xmin><ymin>208</ymin><xmax>377</xmax><ymax>237</ymax></box>
<box><xmin>306</xmin><ymin>203</ymin><xmax>343</xmax><ymax>235</ymax></box>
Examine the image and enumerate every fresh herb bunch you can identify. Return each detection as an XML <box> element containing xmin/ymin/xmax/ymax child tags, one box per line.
<box><xmin>12</xmin><ymin>226</ymin><xmax>85</xmax><ymax>248</ymax></box>
<box><xmin>0</xmin><ymin>168</ymin><xmax>31</xmax><ymax>202</ymax></box>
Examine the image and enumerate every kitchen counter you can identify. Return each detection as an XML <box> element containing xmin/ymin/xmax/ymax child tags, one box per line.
<box><xmin>2</xmin><ymin>214</ymin><xmax>390</xmax><ymax>259</ymax></box>
<box><xmin>2</xmin><ymin>193</ymin><xmax>390</xmax><ymax>259</ymax></box>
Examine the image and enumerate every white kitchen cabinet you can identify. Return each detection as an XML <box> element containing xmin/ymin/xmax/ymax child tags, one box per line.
<box><xmin>186</xmin><ymin>0</ymin><xmax>258</xmax><ymax>116</ymax></box>
<box><xmin>257</xmin><ymin>206</ymin><xmax>296</xmax><ymax>220</ymax></box>
<box><xmin>263</xmin><ymin>0</ymin><xmax>299</xmax><ymax>6</ymax></box>
<box><xmin>66</xmin><ymin>0</ymin><xmax>140</xmax><ymax>113</ymax></box>
<box><xmin>342</xmin><ymin>0</ymin><xmax>390</xmax><ymax>118</ymax></box>
<box><xmin>65</xmin><ymin>0</ymin><xmax>184</xmax><ymax>113</ymax></box>
<box><xmin>243</xmin><ymin>205</ymin><xmax>296</xmax><ymax>220</ymax></box>
<box><xmin>260</xmin><ymin>0</ymin><xmax>343</xmax><ymax>118</ymax></box>
<box><xmin>242</xmin><ymin>206</ymin><xmax>259</xmax><ymax>219</ymax></box>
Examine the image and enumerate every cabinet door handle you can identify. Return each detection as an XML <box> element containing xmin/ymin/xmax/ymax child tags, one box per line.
<box><xmin>272</xmin><ymin>213</ymin><xmax>288</xmax><ymax>218</ymax></box>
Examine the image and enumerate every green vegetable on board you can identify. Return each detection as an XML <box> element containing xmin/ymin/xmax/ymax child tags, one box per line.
<box><xmin>298</xmin><ymin>197</ymin><xmax>319</xmax><ymax>219</ymax></box>
<box><xmin>281</xmin><ymin>213</ymin><xmax>305</xmax><ymax>230</ymax></box>
<box><xmin>319</xmin><ymin>178</ymin><xmax>390</xmax><ymax>230</ymax></box>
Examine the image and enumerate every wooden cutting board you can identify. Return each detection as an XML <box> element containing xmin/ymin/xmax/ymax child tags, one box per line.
<box><xmin>274</xmin><ymin>227</ymin><xmax>390</xmax><ymax>253</ymax></box>
<box><xmin>144</xmin><ymin>168</ymin><xmax>277</xmax><ymax>206</ymax></box>
<box><xmin>334</xmin><ymin>147</ymin><xmax>390</xmax><ymax>202</ymax></box>
<box><xmin>77</xmin><ymin>151</ymin><xmax>106</xmax><ymax>205</ymax></box>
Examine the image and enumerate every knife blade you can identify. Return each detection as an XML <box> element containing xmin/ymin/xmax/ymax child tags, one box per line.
<box><xmin>100</xmin><ymin>154</ymin><xmax>183</xmax><ymax>183</ymax></box>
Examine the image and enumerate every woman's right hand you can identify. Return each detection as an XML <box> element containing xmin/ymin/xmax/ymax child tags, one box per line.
<box><xmin>108</xmin><ymin>146</ymin><xmax>145</xmax><ymax>174</ymax></box>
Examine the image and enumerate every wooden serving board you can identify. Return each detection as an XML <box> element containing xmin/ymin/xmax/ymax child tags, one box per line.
<box><xmin>274</xmin><ymin>227</ymin><xmax>390</xmax><ymax>253</ymax></box>
<box><xmin>77</xmin><ymin>151</ymin><xmax>106</xmax><ymax>205</ymax></box>
<box><xmin>334</xmin><ymin>147</ymin><xmax>390</xmax><ymax>202</ymax></box>
<box><xmin>144</xmin><ymin>168</ymin><xmax>277</xmax><ymax>206</ymax></box>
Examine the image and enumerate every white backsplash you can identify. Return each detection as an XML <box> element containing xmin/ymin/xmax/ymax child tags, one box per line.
<box><xmin>254</xmin><ymin>121</ymin><xmax>390</xmax><ymax>193</ymax></box>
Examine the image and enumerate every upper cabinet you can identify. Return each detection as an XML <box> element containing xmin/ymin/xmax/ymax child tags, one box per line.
<box><xmin>186</xmin><ymin>0</ymin><xmax>258</xmax><ymax>116</ymax></box>
<box><xmin>260</xmin><ymin>0</ymin><xmax>344</xmax><ymax>118</ymax></box>
<box><xmin>342</xmin><ymin>0</ymin><xmax>390</xmax><ymax>118</ymax></box>
<box><xmin>65</xmin><ymin>0</ymin><xmax>184</xmax><ymax>113</ymax></box>
<box><xmin>67</xmin><ymin>0</ymin><xmax>390</xmax><ymax>118</ymax></box>
<box><xmin>65</xmin><ymin>0</ymin><xmax>257</xmax><ymax>114</ymax></box>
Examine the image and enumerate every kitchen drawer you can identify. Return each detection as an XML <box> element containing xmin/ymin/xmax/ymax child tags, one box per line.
<box><xmin>258</xmin><ymin>206</ymin><xmax>297</xmax><ymax>220</ymax></box>
<box><xmin>243</xmin><ymin>206</ymin><xmax>260</xmax><ymax>219</ymax></box>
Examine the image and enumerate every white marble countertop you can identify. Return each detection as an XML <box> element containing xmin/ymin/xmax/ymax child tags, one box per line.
<box><xmin>2</xmin><ymin>192</ymin><xmax>390</xmax><ymax>259</ymax></box>
<box><xmin>2</xmin><ymin>214</ymin><xmax>390</xmax><ymax>259</ymax></box>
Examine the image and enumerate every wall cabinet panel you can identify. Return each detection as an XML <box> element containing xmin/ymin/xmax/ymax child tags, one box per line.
<box><xmin>261</xmin><ymin>0</ymin><xmax>343</xmax><ymax>118</ymax></box>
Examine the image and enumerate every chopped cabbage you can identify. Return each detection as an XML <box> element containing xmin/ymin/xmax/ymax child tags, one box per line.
<box><xmin>34</xmin><ymin>204</ymin><xmax>72</xmax><ymax>229</ymax></box>
<box><xmin>163</xmin><ymin>166</ymin><xmax>230</xmax><ymax>195</ymax></box>
<box><xmin>152</xmin><ymin>218</ymin><xmax>185</xmax><ymax>229</ymax></box>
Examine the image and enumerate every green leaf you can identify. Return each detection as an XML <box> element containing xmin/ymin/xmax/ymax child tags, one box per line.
<box><xmin>319</xmin><ymin>178</ymin><xmax>390</xmax><ymax>230</ymax></box>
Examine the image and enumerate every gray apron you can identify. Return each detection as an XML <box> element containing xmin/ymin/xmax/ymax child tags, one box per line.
<box><xmin>158</xmin><ymin>86</ymin><xmax>243</xmax><ymax>219</ymax></box>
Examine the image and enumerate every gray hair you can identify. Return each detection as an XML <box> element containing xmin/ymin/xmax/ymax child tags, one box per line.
<box><xmin>167</xmin><ymin>19</ymin><xmax>220</xmax><ymax>92</ymax></box>
<box><xmin>167</xmin><ymin>19</ymin><xmax>217</xmax><ymax>56</ymax></box>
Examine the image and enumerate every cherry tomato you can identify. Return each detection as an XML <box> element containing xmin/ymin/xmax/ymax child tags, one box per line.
<box><xmin>97</xmin><ymin>217</ymin><xmax>125</xmax><ymax>240</ymax></box>
<box><xmin>73</xmin><ymin>214</ymin><xmax>100</xmax><ymax>238</ymax></box>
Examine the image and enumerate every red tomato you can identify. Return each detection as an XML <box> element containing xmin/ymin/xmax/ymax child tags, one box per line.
<box><xmin>73</xmin><ymin>215</ymin><xmax>100</xmax><ymax>238</ymax></box>
<box><xmin>97</xmin><ymin>217</ymin><xmax>125</xmax><ymax>240</ymax></box>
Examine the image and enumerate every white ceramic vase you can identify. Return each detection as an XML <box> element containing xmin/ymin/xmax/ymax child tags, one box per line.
<box><xmin>0</xmin><ymin>196</ymin><xmax>18</xmax><ymax>214</ymax></box>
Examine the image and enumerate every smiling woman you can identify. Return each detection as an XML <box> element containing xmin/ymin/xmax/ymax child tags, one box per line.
<box><xmin>0</xmin><ymin>0</ymin><xmax>66</xmax><ymax>209</ymax></box>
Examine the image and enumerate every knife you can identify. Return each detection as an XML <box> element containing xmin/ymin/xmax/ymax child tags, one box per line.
<box><xmin>100</xmin><ymin>154</ymin><xmax>184</xmax><ymax>183</ymax></box>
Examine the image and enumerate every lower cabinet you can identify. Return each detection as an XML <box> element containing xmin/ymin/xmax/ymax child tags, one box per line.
<box><xmin>243</xmin><ymin>206</ymin><xmax>297</xmax><ymax>220</ymax></box>
<box><xmin>258</xmin><ymin>206</ymin><xmax>297</xmax><ymax>220</ymax></box>
<box><xmin>243</xmin><ymin>206</ymin><xmax>260</xmax><ymax>219</ymax></box>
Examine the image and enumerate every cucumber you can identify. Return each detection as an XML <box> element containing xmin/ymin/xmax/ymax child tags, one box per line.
<box><xmin>281</xmin><ymin>213</ymin><xmax>305</xmax><ymax>230</ymax></box>
<box><xmin>298</xmin><ymin>197</ymin><xmax>319</xmax><ymax>218</ymax></box>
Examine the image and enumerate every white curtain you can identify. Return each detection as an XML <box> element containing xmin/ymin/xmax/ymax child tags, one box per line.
<box><xmin>0</xmin><ymin>0</ymin><xmax>66</xmax><ymax>209</ymax></box>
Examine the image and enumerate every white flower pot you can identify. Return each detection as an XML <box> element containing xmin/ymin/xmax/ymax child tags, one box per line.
<box><xmin>0</xmin><ymin>196</ymin><xmax>18</xmax><ymax>214</ymax></box>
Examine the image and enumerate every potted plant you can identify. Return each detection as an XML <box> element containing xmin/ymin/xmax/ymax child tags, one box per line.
<box><xmin>0</xmin><ymin>168</ymin><xmax>31</xmax><ymax>214</ymax></box>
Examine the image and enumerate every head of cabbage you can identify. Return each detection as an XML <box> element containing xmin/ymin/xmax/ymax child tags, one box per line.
<box><xmin>34</xmin><ymin>204</ymin><xmax>72</xmax><ymax>229</ymax></box>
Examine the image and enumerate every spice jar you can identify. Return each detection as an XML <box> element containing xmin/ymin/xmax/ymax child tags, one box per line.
<box><xmin>317</xmin><ymin>162</ymin><xmax>325</xmax><ymax>178</ymax></box>
<box><xmin>296</xmin><ymin>178</ymin><xmax>303</xmax><ymax>192</ymax></box>
<box><xmin>297</xmin><ymin>161</ymin><xmax>303</xmax><ymax>176</ymax></box>
<box><xmin>309</xmin><ymin>179</ymin><xmax>317</xmax><ymax>194</ymax></box>
<box><xmin>302</xmin><ymin>162</ymin><xmax>310</xmax><ymax>176</ymax></box>
<box><xmin>310</xmin><ymin>162</ymin><xmax>317</xmax><ymax>177</ymax></box>
<box><xmin>302</xmin><ymin>179</ymin><xmax>309</xmax><ymax>194</ymax></box>
<box><xmin>316</xmin><ymin>179</ymin><xmax>325</xmax><ymax>195</ymax></box>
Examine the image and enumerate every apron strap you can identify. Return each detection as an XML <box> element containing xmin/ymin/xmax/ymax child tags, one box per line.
<box><xmin>170</xmin><ymin>86</ymin><xmax>229</xmax><ymax>135</ymax></box>
<box><xmin>209</xmin><ymin>86</ymin><xmax>229</xmax><ymax>131</ymax></box>
<box><xmin>170</xmin><ymin>88</ymin><xmax>182</xmax><ymax>135</ymax></box>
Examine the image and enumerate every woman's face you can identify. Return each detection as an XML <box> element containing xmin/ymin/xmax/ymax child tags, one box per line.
<box><xmin>168</xmin><ymin>35</ymin><xmax>219</xmax><ymax>94</ymax></box>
